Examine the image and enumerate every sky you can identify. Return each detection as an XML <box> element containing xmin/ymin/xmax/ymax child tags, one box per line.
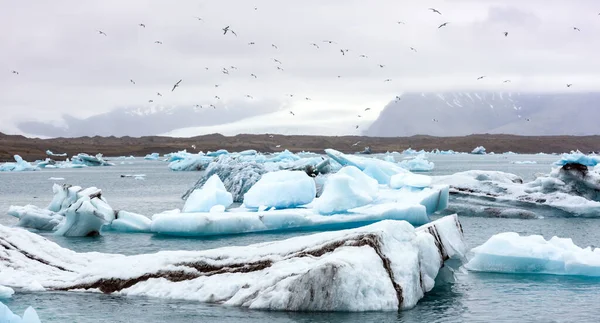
<box><xmin>1</xmin><ymin>0</ymin><xmax>599</xmax><ymax>136</ymax></box>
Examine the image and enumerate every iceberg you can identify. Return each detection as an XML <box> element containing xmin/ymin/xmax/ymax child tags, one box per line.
<box><xmin>466</xmin><ymin>232</ymin><xmax>600</xmax><ymax>277</ymax></box>
<box><xmin>0</xmin><ymin>215</ymin><xmax>465</xmax><ymax>312</ymax></box>
<box><xmin>183</xmin><ymin>175</ymin><xmax>233</xmax><ymax>212</ymax></box>
<box><xmin>0</xmin><ymin>155</ymin><xmax>39</xmax><ymax>172</ymax></box>
<box><xmin>390</xmin><ymin>173</ymin><xmax>433</xmax><ymax>189</ymax></box>
<box><xmin>207</xmin><ymin>149</ymin><xmax>229</xmax><ymax>157</ymax></box>
<box><xmin>168</xmin><ymin>154</ymin><xmax>213</xmax><ymax>171</ymax></box>
<box><xmin>243</xmin><ymin>170</ymin><xmax>316</xmax><ymax>209</ymax></box>
<box><xmin>8</xmin><ymin>184</ymin><xmax>148</xmax><ymax>236</ymax></box>
<box><xmin>0</xmin><ymin>302</ymin><xmax>42</xmax><ymax>323</ymax></box>
<box><xmin>0</xmin><ymin>286</ymin><xmax>14</xmax><ymax>299</ymax></box>
<box><xmin>46</xmin><ymin>150</ymin><xmax>66</xmax><ymax>157</ymax></box>
<box><xmin>398</xmin><ymin>154</ymin><xmax>435</xmax><ymax>172</ymax></box>
<box><xmin>434</xmin><ymin>164</ymin><xmax>600</xmax><ymax>218</ymax></box>
<box><xmin>470</xmin><ymin>146</ymin><xmax>486</xmax><ymax>155</ymax></box>
<box><xmin>313</xmin><ymin>166</ymin><xmax>379</xmax><ymax>214</ymax></box>
<box><xmin>511</xmin><ymin>161</ymin><xmax>537</xmax><ymax>165</ymax></box>
<box><xmin>325</xmin><ymin>149</ymin><xmax>408</xmax><ymax>184</ymax></box>
<box><xmin>71</xmin><ymin>153</ymin><xmax>113</xmax><ymax>166</ymax></box>
<box><xmin>555</xmin><ymin>151</ymin><xmax>599</xmax><ymax>167</ymax></box>
<box><xmin>144</xmin><ymin>152</ymin><xmax>160</xmax><ymax>160</ymax></box>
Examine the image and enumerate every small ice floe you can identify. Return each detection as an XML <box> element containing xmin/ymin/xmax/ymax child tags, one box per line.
<box><xmin>144</xmin><ymin>153</ymin><xmax>160</xmax><ymax>160</ymax></box>
<box><xmin>510</xmin><ymin>161</ymin><xmax>537</xmax><ymax>164</ymax></box>
<box><xmin>0</xmin><ymin>155</ymin><xmax>39</xmax><ymax>172</ymax></box>
<box><xmin>48</xmin><ymin>177</ymin><xmax>65</xmax><ymax>181</ymax></box>
<box><xmin>470</xmin><ymin>146</ymin><xmax>487</xmax><ymax>155</ymax></box>
<box><xmin>0</xmin><ymin>301</ymin><xmax>42</xmax><ymax>323</ymax></box>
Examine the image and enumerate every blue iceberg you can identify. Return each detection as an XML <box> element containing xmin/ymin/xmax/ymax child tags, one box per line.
<box><xmin>0</xmin><ymin>155</ymin><xmax>39</xmax><ymax>172</ymax></box>
<box><xmin>471</xmin><ymin>146</ymin><xmax>486</xmax><ymax>155</ymax></box>
<box><xmin>554</xmin><ymin>151</ymin><xmax>599</xmax><ymax>167</ymax></box>
<box><xmin>0</xmin><ymin>301</ymin><xmax>42</xmax><ymax>323</ymax></box>
<box><xmin>144</xmin><ymin>152</ymin><xmax>160</xmax><ymax>160</ymax></box>
<box><xmin>398</xmin><ymin>154</ymin><xmax>435</xmax><ymax>172</ymax></box>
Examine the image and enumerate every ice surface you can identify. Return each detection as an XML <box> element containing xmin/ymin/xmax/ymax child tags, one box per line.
<box><xmin>244</xmin><ymin>170</ymin><xmax>316</xmax><ymax>209</ymax></box>
<box><xmin>169</xmin><ymin>154</ymin><xmax>213</xmax><ymax>171</ymax></box>
<box><xmin>144</xmin><ymin>153</ymin><xmax>160</xmax><ymax>160</ymax></box>
<box><xmin>7</xmin><ymin>205</ymin><xmax>63</xmax><ymax>231</ymax></box>
<box><xmin>0</xmin><ymin>286</ymin><xmax>14</xmax><ymax>299</ymax></box>
<box><xmin>554</xmin><ymin>151</ymin><xmax>599</xmax><ymax>167</ymax></box>
<box><xmin>108</xmin><ymin>211</ymin><xmax>152</xmax><ymax>233</ymax></box>
<box><xmin>511</xmin><ymin>161</ymin><xmax>537</xmax><ymax>164</ymax></box>
<box><xmin>46</xmin><ymin>150</ymin><xmax>66</xmax><ymax>157</ymax></box>
<box><xmin>466</xmin><ymin>232</ymin><xmax>600</xmax><ymax>277</ymax></box>
<box><xmin>71</xmin><ymin>153</ymin><xmax>113</xmax><ymax>166</ymax></box>
<box><xmin>207</xmin><ymin>149</ymin><xmax>229</xmax><ymax>157</ymax></box>
<box><xmin>183</xmin><ymin>175</ymin><xmax>233</xmax><ymax>212</ymax></box>
<box><xmin>390</xmin><ymin>173</ymin><xmax>433</xmax><ymax>189</ymax></box>
<box><xmin>325</xmin><ymin>149</ymin><xmax>408</xmax><ymax>184</ymax></box>
<box><xmin>471</xmin><ymin>146</ymin><xmax>487</xmax><ymax>155</ymax></box>
<box><xmin>0</xmin><ymin>215</ymin><xmax>465</xmax><ymax>312</ymax></box>
<box><xmin>399</xmin><ymin>154</ymin><xmax>435</xmax><ymax>172</ymax></box>
<box><xmin>0</xmin><ymin>155</ymin><xmax>39</xmax><ymax>172</ymax></box>
<box><xmin>313</xmin><ymin>166</ymin><xmax>379</xmax><ymax>214</ymax></box>
<box><xmin>0</xmin><ymin>302</ymin><xmax>42</xmax><ymax>323</ymax></box>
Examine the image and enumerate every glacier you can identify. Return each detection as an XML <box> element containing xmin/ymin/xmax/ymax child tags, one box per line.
<box><xmin>243</xmin><ymin>170</ymin><xmax>316</xmax><ymax>209</ymax></box>
<box><xmin>466</xmin><ymin>232</ymin><xmax>600</xmax><ymax>277</ymax></box>
<box><xmin>398</xmin><ymin>154</ymin><xmax>435</xmax><ymax>172</ymax></box>
<box><xmin>433</xmin><ymin>163</ymin><xmax>600</xmax><ymax>218</ymax></box>
<box><xmin>182</xmin><ymin>175</ymin><xmax>233</xmax><ymax>212</ymax></box>
<box><xmin>0</xmin><ymin>155</ymin><xmax>39</xmax><ymax>172</ymax></box>
<box><xmin>0</xmin><ymin>302</ymin><xmax>42</xmax><ymax>323</ymax></box>
<box><xmin>0</xmin><ymin>215</ymin><xmax>465</xmax><ymax>312</ymax></box>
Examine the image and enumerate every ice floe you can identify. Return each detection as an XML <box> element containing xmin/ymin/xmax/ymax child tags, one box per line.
<box><xmin>46</xmin><ymin>150</ymin><xmax>67</xmax><ymax>157</ymax></box>
<box><xmin>0</xmin><ymin>301</ymin><xmax>42</xmax><ymax>323</ymax></box>
<box><xmin>0</xmin><ymin>155</ymin><xmax>39</xmax><ymax>172</ymax></box>
<box><xmin>471</xmin><ymin>146</ymin><xmax>487</xmax><ymax>155</ymax></box>
<box><xmin>71</xmin><ymin>153</ymin><xmax>113</xmax><ymax>167</ymax></box>
<box><xmin>0</xmin><ymin>286</ymin><xmax>14</xmax><ymax>299</ymax></box>
<box><xmin>398</xmin><ymin>154</ymin><xmax>435</xmax><ymax>172</ymax></box>
<box><xmin>0</xmin><ymin>215</ymin><xmax>465</xmax><ymax>312</ymax></box>
<box><xmin>554</xmin><ymin>151</ymin><xmax>599</xmax><ymax>167</ymax></box>
<box><xmin>182</xmin><ymin>175</ymin><xmax>233</xmax><ymax>212</ymax></box>
<box><xmin>244</xmin><ymin>170</ymin><xmax>316</xmax><ymax>209</ymax></box>
<box><xmin>466</xmin><ymin>232</ymin><xmax>600</xmax><ymax>277</ymax></box>
<box><xmin>144</xmin><ymin>153</ymin><xmax>160</xmax><ymax>160</ymax></box>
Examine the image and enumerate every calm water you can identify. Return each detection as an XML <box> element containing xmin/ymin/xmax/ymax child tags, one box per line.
<box><xmin>2</xmin><ymin>154</ymin><xmax>600</xmax><ymax>323</ymax></box>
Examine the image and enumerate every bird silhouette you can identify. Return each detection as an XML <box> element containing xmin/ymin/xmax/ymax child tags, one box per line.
<box><xmin>352</xmin><ymin>141</ymin><xmax>361</xmax><ymax>147</ymax></box>
<box><xmin>290</xmin><ymin>111</ymin><xmax>295</xmax><ymax>116</ymax></box>
<box><xmin>250</xmin><ymin>74</ymin><xmax>257</xmax><ymax>78</ymax></box>
<box><xmin>194</xmin><ymin>16</ymin><xmax>203</xmax><ymax>21</ymax></box>
<box><xmin>573</xmin><ymin>27</ymin><xmax>581</xmax><ymax>31</ymax></box>
<box><xmin>567</xmin><ymin>84</ymin><xmax>573</xmax><ymax>87</ymax></box>
<box><xmin>365</xmin><ymin>108</ymin><xmax>371</xmax><ymax>111</ymax></box>
<box><xmin>246</xmin><ymin>95</ymin><xmax>254</xmax><ymax>99</ymax></box>
<box><xmin>395</xmin><ymin>96</ymin><xmax>401</xmax><ymax>101</ymax></box>
<box><xmin>171</xmin><ymin>79</ymin><xmax>182</xmax><ymax>91</ymax></box>
<box><xmin>357</xmin><ymin>115</ymin><xmax>362</xmax><ymax>118</ymax></box>
<box><xmin>438</xmin><ymin>22</ymin><xmax>449</xmax><ymax>29</ymax></box>
<box><xmin>248</xmin><ymin>42</ymin><xmax>255</xmax><ymax>45</ymax></box>
<box><xmin>214</xmin><ymin>84</ymin><xmax>220</xmax><ymax>88</ymax></box>
<box><xmin>97</xmin><ymin>30</ymin><xmax>107</xmax><ymax>36</ymax></box>
<box><xmin>504</xmin><ymin>31</ymin><xmax>508</xmax><ymax>37</ymax></box>
<box><xmin>11</xmin><ymin>70</ymin><xmax>19</xmax><ymax>75</ymax></box>
<box><xmin>148</xmin><ymin>100</ymin><xmax>154</xmax><ymax>103</ymax></box>
<box><xmin>310</xmin><ymin>43</ymin><xmax>320</xmax><ymax>49</ymax></box>
<box><xmin>379</xmin><ymin>64</ymin><xmax>385</xmax><ymax>68</ymax></box>
<box><xmin>215</xmin><ymin>96</ymin><xmax>221</xmax><ymax>100</ymax></box>
<box><xmin>503</xmin><ymin>80</ymin><xmax>511</xmax><ymax>83</ymax></box>
<box><xmin>273</xmin><ymin>58</ymin><xmax>282</xmax><ymax>64</ymax></box>
<box><xmin>305</xmin><ymin>97</ymin><xmax>312</xmax><ymax>101</ymax></box>
<box><xmin>138</xmin><ymin>23</ymin><xmax>146</xmax><ymax>28</ymax></box>
<box><xmin>340</xmin><ymin>49</ymin><xmax>349</xmax><ymax>55</ymax></box>
<box><xmin>477</xmin><ymin>76</ymin><xmax>486</xmax><ymax>80</ymax></box>
<box><xmin>410</xmin><ymin>47</ymin><xmax>418</xmax><ymax>52</ymax></box>
<box><xmin>384</xmin><ymin>79</ymin><xmax>392</xmax><ymax>82</ymax></box>
<box><xmin>397</xmin><ymin>21</ymin><xmax>406</xmax><ymax>25</ymax></box>
<box><xmin>130</xmin><ymin>79</ymin><xmax>135</xmax><ymax>85</ymax></box>
<box><xmin>230</xmin><ymin>66</ymin><xmax>237</xmax><ymax>70</ymax></box>
<box><xmin>323</xmin><ymin>40</ymin><xmax>337</xmax><ymax>44</ymax></box>
<box><xmin>157</xmin><ymin>92</ymin><xmax>162</xmax><ymax>96</ymax></box>
<box><xmin>271</xmin><ymin>44</ymin><xmax>278</xmax><ymax>49</ymax></box>
<box><xmin>429</xmin><ymin>8</ymin><xmax>442</xmax><ymax>15</ymax></box>
<box><xmin>210</xmin><ymin>104</ymin><xmax>216</xmax><ymax>109</ymax></box>
<box><xmin>276</xmin><ymin>66</ymin><xmax>284</xmax><ymax>71</ymax></box>
<box><xmin>154</xmin><ymin>41</ymin><xmax>163</xmax><ymax>44</ymax></box>
<box><xmin>222</xmin><ymin>68</ymin><xmax>230</xmax><ymax>75</ymax></box>
<box><xmin>222</xmin><ymin>26</ymin><xmax>237</xmax><ymax>36</ymax></box>
<box><xmin>194</xmin><ymin>104</ymin><xmax>202</xmax><ymax>109</ymax></box>
<box><xmin>356</xmin><ymin>125</ymin><xmax>359</xmax><ymax>129</ymax></box>
<box><xmin>359</xmin><ymin>54</ymin><xmax>368</xmax><ymax>58</ymax></box>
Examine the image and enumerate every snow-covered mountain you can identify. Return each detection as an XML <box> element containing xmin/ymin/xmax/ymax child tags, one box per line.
<box><xmin>365</xmin><ymin>92</ymin><xmax>600</xmax><ymax>137</ymax></box>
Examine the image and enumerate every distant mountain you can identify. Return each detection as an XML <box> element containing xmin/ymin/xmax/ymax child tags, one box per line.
<box><xmin>365</xmin><ymin>92</ymin><xmax>600</xmax><ymax>137</ymax></box>
<box><xmin>17</xmin><ymin>101</ymin><xmax>279</xmax><ymax>138</ymax></box>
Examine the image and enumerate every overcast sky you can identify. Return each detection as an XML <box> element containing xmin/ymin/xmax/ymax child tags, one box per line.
<box><xmin>1</xmin><ymin>0</ymin><xmax>599</xmax><ymax>136</ymax></box>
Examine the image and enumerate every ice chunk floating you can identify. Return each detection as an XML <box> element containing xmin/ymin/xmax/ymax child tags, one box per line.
<box><xmin>244</xmin><ymin>170</ymin><xmax>316</xmax><ymax>209</ymax></box>
<box><xmin>0</xmin><ymin>215</ymin><xmax>465</xmax><ymax>312</ymax></box>
<box><xmin>0</xmin><ymin>301</ymin><xmax>42</xmax><ymax>323</ymax></box>
<box><xmin>466</xmin><ymin>232</ymin><xmax>600</xmax><ymax>277</ymax></box>
<box><xmin>0</xmin><ymin>155</ymin><xmax>39</xmax><ymax>172</ymax></box>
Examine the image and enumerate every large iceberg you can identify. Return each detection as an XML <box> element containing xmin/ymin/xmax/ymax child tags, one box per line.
<box><xmin>466</xmin><ymin>232</ymin><xmax>600</xmax><ymax>277</ymax></box>
<box><xmin>0</xmin><ymin>215</ymin><xmax>465</xmax><ymax>312</ymax></box>
<box><xmin>0</xmin><ymin>155</ymin><xmax>39</xmax><ymax>172</ymax></box>
<box><xmin>433</xmin><ymin>163</ymin><xmax>600</xmax><ymax>218</ymax></box>
<box><xmin>243</xmin><ymin>170</ymin><xmax>316</xmax><ymax>209</ymax></box>
<box><xmin>398</xmin><ymin>154</ymin><xmax>435</xmax><ymax>172</ymax></box>
<box><xmin>0</xmin><ymin>302</ymin><xmax>42</xmax><ymax>323</ymax></box>
<box><xmin>182</xmin><ymin>175</ymin><xmax>233</xmax><ymax>212</ymax></box>
<box><xmin>470</xmin><ymin>146</ymin><xmax>486</xmax><ymax>155</ymax></box>
<box><xmin>554</xmin><ymin>151</ymin><xmax>599</xmax><ymax>167</ymax></box>
<box><xmin>8</xmin><ymin>184</ymin><xmax>150</xmax><ymax>236</ymax></box>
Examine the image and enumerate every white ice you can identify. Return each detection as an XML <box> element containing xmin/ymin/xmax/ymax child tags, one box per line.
<box><xmin>108</xmin><ymin>211</ymin><xmax>152</xmax><ymax>233</ymax></box>
<box><xmin>325</xmin><ymin>149</ymin><xmax>408</xmax><ymax>184</ymax></box>
<box><xmin>46</xmin><ymin>150</ymin><xmax>67</xmax><ymax>157</ymax></box>
<box><xmin>183</xmin><ymin>175</ymin><xmax>233</xmax><ymax>212</ymax></box>
<box><xmin>313</xmin><ymin>166</ymin><xmax>379</xmax><ymax>214</ymax></box>
<box><xmin>0</xmin><ymin>155</ymin><xmax>39</xmax><ymax>172</ymax></box>
<box><xmin>390</xmin><ymin>173</ymin><xmax>433</xmax><ymax>189</ymax></box>
<box><xmin>471</xmin><ymin>146</ymin><xmax>487</xmax><ymax>155</ymax></box>
<box><xmin>398</xmin><ymin>154</ymin><xmax>435</xmax><ymax>172</ymax></box>
<box><xmin>71</xmin><ymin>153</ymin><xmax>113</xmax><ymax>167</ymax></box>
<box><xmin>466</xmin><ymin>232</ymin><xmax>600</xmax><ymax>277</ymax></box>
<box><xmin>169</xmin><ymin>154</ymin><xmax>214</xmax><ymax>171</ymax></box>
<box><xmin>0</xmin><ymin>286</ymin><xmax>14</xmax><ymax>299</ymax></box>
<box><xmin>0</xmin><ymin>302</ymin><xmax>42</xmax><ymax>323</ymax></box>
<box><xmin>0</xmin><ymin>215</ymin><xmax>465</xmax><ymax>312</ymax></box>
<box><xmin>243</xmin><ymin>170</ymin><xmax>316</xmax><ymax>209</ymax></box>
<box><xmin>144</xmin><ymin>153</ymin><xmax>160</xmax><ymax>160</ymax></box>
<box><xmin>554</xmin><ymin>151</ymin><xmax>599</xmax><ymax>167</ymax></box>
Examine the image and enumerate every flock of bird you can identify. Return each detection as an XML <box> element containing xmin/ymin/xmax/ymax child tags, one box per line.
<box><xmin>8</xmin><ymin>5</ymin><xmax>594</xmax><ymax>131</ymax></box>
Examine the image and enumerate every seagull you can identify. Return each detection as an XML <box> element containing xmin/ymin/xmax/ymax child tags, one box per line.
<box><xmin>310</xmin><ymin>43</ymin><xmax>320</xmax><ymax>48</ymax></box>
<box><xmin>432</xmin><ymin>118</ymin><xmax>439</xmax><ymax>122</ymax></box>
<box><xmin>384</xmin><ymin>79</ymin><xmax>392</xmax><ymax>82</ymax></box>
<box><xmin>395</xmin><ymin>96</ymin><xmax>401</xmax><ymax>101</ymax></box>
<box><xmin>248</xmin><ymin>42</ymin><xmax>255</xmax><ymax>45</ymax></box>
<box><xmin>154</xmin><ymin>41</ymin><xmax>163</xmax><ymax>44</ymax></box>
<box><xmin>148</xmin><ymin>99</ymin><xmax>154</xmax><ymax>103</ymax></box>
<box><xmin>171</xmin><ymin>79</ymin><xmax>182</xmax><ymax>91</ymax></box>
<box><xmin>269</xmin><ymin>134</ymin><xmax>274</xmax><ymax>138</ymax></box>
<box><xmin>504</xmin><ymin>32</ymin><xmax>508</xmax><ymax>37</ymax></box>
<box><xmin>138</xmin><ymin>23</ymin><xmax>146</xmax><ymax>28</ymax></box>
<box><xmin>352</xmin><ymin>141</ymin><xmax>361</xmax><ymax>146</ymax></box>
<box><xmin>210</xmin><ymin>104</ymin><xmax>216</xmax><ymax>109</ymax></box>
<box><xmin>271</xmin><ymin>44</ymin><xmax>278</xmax><ymax>49</ymax></box>
<box><xmin>287</xmin><ymin>94</ymin><xmax>294</xmax><ymax>98</ymax></box>
<box><xmin>337</xmin><ymin>75</ymin><xmax>342</xmax><ymax>78</ymax></box>
<box><xmin>194</xmin><ymin>104</ymin><xmax>202</xmax><ymax>109</ymax></box>
<box><xmin>222</xmin><ymin>68</ymin><xmax>230</xmax><ymax>75</ymax></box>
<box><xmin>573</xmin><ymin>27</ymin><xmax>581</xmax><ymax>31</ymax></box>
<box><xmin>130</xmin><ymin>79</ymin><xmax>136</xmax><ymax>85</ymax></box>
<box><xmin>290</xmin><ymin>111</ymin><xmax>295</xmax><ymax>116</ymax></box>
<box><xmin>276</xmin><ymin>66</ymin><xmax>284</xmax><ymax>71</ymax></box>
<box><xmin>222</xmin><ymin>26</ymin><xmax>237</xmax><ymax>36</ymax></box>
<box><xmin>429</xmin><ymin>8</ymin><xmax>442</xmax><ymax>15</ymax></box>
<box><xmin>567</xmin><ymin>84</ymin><xmax>573</xmax><ymax>87</ymax></box>
<box><xmin>157</xmin><ymin>92</ymin><xmax>162</xmax><ymax>96</ymax></box>
<box><xmin>11</xmin><ymin>70</ymin><xmax>19</xmax><ymax>75</ymax></box>
<box><xmin>477</xmin><ymin>76</ymin><xmax>486</xmax><ymax>80</ymax></box>
<box><xmin>246</xmin><ymin>95</ymin><xmax>253</xmax><ymax>99</ymax></box>
<box><xmin>397</xmin><ymin>21</ymin><xmax>406</xmax><ymax>25</ymax></box>
<box><xmin>215</xmin><ymin>96</ymin><xmax>221</xmax><ymax>100</ymax></box>
<box><xmin>323</xmin><ymin>40</ymin><xmax>337</xmax><ymax>44</ymax></box>
<box><xmin>305</xmin><ymin>97</ymin><xmax>312</xmax><ymax>101</ymax></box>
<box><xmin>365</xmin><ymin>108</ymin><xmax>371</xmax><ymax>111</ymax></box>
<box><xmin>276</xmin><ymin>145</ymin><xmax>281</xmax><ymax>148</ymax></box>
<box><xmin>273</xmin><ymin>58</ymin><xmax>282</xmax><ymax>64</ymax></box>
<box><xmin>526</xmin><ymin>118</ymin><xmax>531</xmax><ymax>122</ymax></box>
<box><xmin>438</xmin><ymin>22</ymin><xmax>449</xmax><ymax>29</ymax></box>
<box><xmin>357</xmin><ymin>115</ymin><xmax>362</xmax><ymax>118</ymax></box>
<box><xmin>230</xmin><ymin>66</ymin><xmax>237</xmax><ymax>70</ymax></box>
<box><xmin>97</xmin><ymin>30</ymin><xmax>107</xmax><ymax>36</ymax></box>
<box><xmin>379</xmin><ymin>64</ymin><xmax>385</xmax><ymax>68</ymax></box>
<box><xmin>410</xmin><ymin>47</ymin><xmax>417</xmax><ymax>52</ymax></box>
<box><xmin>356</xmin><ymin>125</ymin><xmax>359</xmax><ymax>129</ymax></box>
<box><xmin>194</xmin><ymin>16</ymin><xmax>203</xmax><ymax>21</ymax></box>
<box><xmin>250</xmin><ymin>74</ymin><xmax>257</xmax><ymax>78</ymax></box>
<box><xmin>359</xmin><ymin>54</ymin><xmax>368</xmax><ymax>58</ymax></box>
<box><xmin>214</xmin><ymin>84</ymin><xmax>220</xmax><ymax>88</ymax></box>
<box><xmin>503</xmin><ymin>80</ymin><xmax>511</xmax><ymax>83</ymax></box>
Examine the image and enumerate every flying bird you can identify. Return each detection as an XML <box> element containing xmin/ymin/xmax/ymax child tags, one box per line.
<box><xmin>429</xmin><ymin>8</ymin><xmax>442</xmax><ymax>15</ymax></box>
<box><xmin>395</xmin><ymin>96</ymin><xmax>401</xmax><ymax>101</ymax></box>
<box><xmin>276</xmin><ymin>145</ymin><xmax>281</xmax><ymax>148</ymax></box>
<box><xmin>194</xmin><ymin>16</ymin><xmax>203</xmax><ymax>21</ymax></box>
<box><xmin>357</xmin><ymin>115</ymin><xmax>362</xmax><ymax>118</ymax></box>
<box><xmin>222</xmin><ymin>68</ymin><xmax>230</xmax><ymax>75</ymax></box>
<box><xmin>154</xmin><ymin>41</ymin><xmax>163</xmax><ymax>44</ymax></box>
<box><xmin>287</xmin><ymin>94</ymin><xmax>294</xmax><ymax>98</ymax></box>
<box><xmin>438</xmin><ymin>22</ymin><xmax>449</xmax><ymax>29</ymax></box>
<box><xmin>130</xmin><ymin>79</ymin><xmax>135</xmax><ymax>85</ymax></box>
<box><xmin>359</xmin><ymin>54</ymin><xmax>368</xmax><ymax>58</ymax></box>
<box><xmin>573</xmin><ymin>27</ymin><xmax>581</xmax><ymax>31</ymax></box>
<box><xmin>410</xmin><ymin>47</ymin><xmax>417</xmax><ymax>52</ymax></box>
<box><xmin>250</xmin><ymin>74</ymin><xmax>257</xmax><ymax>78</ymax></box>
<box><xmin>248</xmin><ymin>42</ymin><xmax>255</xmax><ymax>45</ymax></box>
<box><xmin>148</xmin><ymin>100</ymin><xmax>154</xmax><ymax>103</ymax></box>
<box><xmin>276</xmin><ymin>66</ymin><xmax>284</xmax><ymax>71</ymax></box>
<box><xmin>246</xmin><ymin>95</ymin><xmax>254</xmax><ymax>99</ymax></box>
<box><xmin>365</xmin><ymin>108</ymin><xmax>371</xmax><ymax>111</ymax></box>
<box><xmin>356</xmin><ymin>125</ymin><xmax>359</xmax><ymax>129</ymax></box>
<box><xmin>222</xmin><ymin>26</ymin><xmax>237</xmax><ymax>36</ymax></box>
<box><xmin>352</xmin><ymin>141</ymin><xmax>361</xmax><ymax>147</ymax></box>
<box><xmin>272</xmin><ymin>44</ymin><xmax>278</xmax><ymax>49</ymax></box>
<box><xmin>215</xmin><ymin>96</ymin><xmax>221</xmax><ymax>99</ymax></box>
<box><xmin>477</xmin><ymin>76</ymin><xmax>486</xmax><ymax>80</ymax></box>
<box><xmin>290</xmin><ymin>111</ymin><xmax>295</xmax><ymax>116</ymax></box>
<box><xmin>171</xmin><ymin>79</ymin><xmax>182</xmax><ymax>91</ymax></box>
<box><xmin>397</xmin><ymin>21</ymin><xmax>406</xmax><ymax>25</ymax></box>
<box><xmin>214</xmin><ymin>84</ymin><xmax>220</xmax><ymax>88</ymax></box>
<box><xmin>379</xmin><ymin>64</ymin><xmax>385</xmax><ymax>68</ymax></box>
<box><xmin>230</xmin><ymin>66</ymin><xmax>237</xmax><ymax>70</ymax></box>
<box><xmin>273</xmin><ymin>58</ymin><xmax>282</xmax><ymax>64</ymax></box>
<box><xmin>340</xmin><ymin>49</ymin><xmax>349</xmax><ymax>55</ymax></box>
<box><xmin>97</xmin><ymin>30</ymin><xmax>107</xmax><ymax>36</ymax></box>
<box><xmin>194</xmin><ymin>104</ymin><xmax>202</xmax><ymax>109</ymax></box>
<box><xmin>310</xmin><ymin>43</ymin><xmax>320</xmax><ymax>48</ymax></box>
<box><xmin>384</xmin><ymin>79</ymin><xmax>392</xmax><ymax>82</ymax></box>
<box><xmin>210</xmin><ymin>104</ymin><xmax>216</xmax><ymax>109</ymax></box>
<box><xmin>11</xmin><ymin>70</ymin><xmax>19</xmax><ymax>75</ymax></box>
<box><xmin>567</xmin><ymin>84</ymin><xmax>573</xmax><ymax>87</ymax></box>
<box><xmin>157</xmin><ymin>92</ymin><xmax>162</xmax><ymax>96</ymax></box>
<box><xmin>138</xmin><ymin>23</ymin><xmax>146</xmax><ymax>28</ymax></box>
<box><xmin>305</xmin><ymin>97</ymin><xmax>312</xmax><ymax>101</ymax></box>
<box><xmin>323</xmin><ymin>40</ymin><xmax>337</xmax><ymax>44</ymax></box>
<box><xmin>503</xmin><ymin>80</ymin><xmax>511</xmax><ymax>83</ymax></box>
<box><xmin>504</xmin><ymin>31</ymin><xmax>508</xmax><ymax>37</ymax></box>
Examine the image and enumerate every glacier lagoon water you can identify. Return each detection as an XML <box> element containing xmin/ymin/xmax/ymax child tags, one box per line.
<box><xmin>2</xmin><ymin>153</ymin><xmax>600</xmax><ymax>322</ymax></box>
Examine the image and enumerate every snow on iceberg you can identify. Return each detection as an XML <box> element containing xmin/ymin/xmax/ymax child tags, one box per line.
<box><xmin>471</xmin><ymin>146</ymin><xmax>486</xmax><ymax>155</ymax></box>
<box><xmin>0</xmin><ymin>301</ymin><xmax>42</xmax><ymax>323</ymax></box>
<box><xmin>71</xmin><ymin>153</ymin><xmax>113</xmax><ymax>166</ymax></box>
<box><xmin>398</xmin><ymin>154</ymin><xmax>435</xmax><ymax>172</ymax></box>
<box><xmin>144</xmin><ymin>152</ymin><xmax>160</xmax><ymax>160</ymax></box>
<box><xmin>244</xmin><ymin>170</ymin><xmax>316</xmax><ymax>209</ymax></box>
<box><xmin>466</xmin><ymin>232</ymin><xmax>600</xmax><ymax>277</ymax></box>
<box><xmin>554</xmin><ymin>151</ymin><xmax>600</xmax><ymax>167</ymax></box>
<box><xmin>0</xmin><ymin>286</ymin><xmax>14</xmax><ymax>299</ymax></box>
<box><xmin>313</xmin><ymin>166</ymin><xmax>379</xmax><ymax>214</ymax></box>
<box><xmin>0</xmin><ymin>155</ymin><xmax>39</xmax><ymax>172</ymax></box>
<box><xmin>0</xmin><ymin>215</ymin><xmax>465</xmax><ymax>312</ymax></box>
<box><xmin>183</xmin><ymin>175</ymin><xmax>233</xmax><ymax>212</ymax></box>
<box><xmin>8</xmin><ymin>184</ymin><xmax>148</xmax><ymax>236</ymax></box>
<box><xmin>434</xmin><ymin>164</ymin><xmax>600</xmax><ymax>218</ymax></box>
